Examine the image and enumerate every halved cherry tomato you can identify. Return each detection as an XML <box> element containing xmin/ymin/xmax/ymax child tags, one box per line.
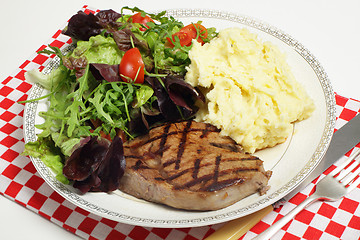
<box><xmin>180</xmin><ymin>23</ymin><xmax>208</xmax><ymax>45</ymax></box>
<box><xmin>167</xmin><ymin>31</ymin><xmax>193</xmax><ymax>47</ymax></box>
<box><xmin>119</xmin><ymin>48</ymin><xmax>145</xmax><ymax>84</ymax></box>
<box><xmin>167</xmin><ymin>23</ymin><xmax>208</xmax><ymax>48</ymax></box>
<box><xmin>128</xmin><ymin>12</ymin><xmax>154</xmax><ymax>31</ymax></box>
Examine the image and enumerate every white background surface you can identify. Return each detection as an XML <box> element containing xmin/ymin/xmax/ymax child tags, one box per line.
<box><xmin>0</xmin><ymin>0</ymin><xmax>359</xmax><ymax>239</ymax></box>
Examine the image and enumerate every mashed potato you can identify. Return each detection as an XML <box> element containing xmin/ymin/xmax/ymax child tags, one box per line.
<box><xmin>185</xmin><ymin>28</ymin><xmax>315</xmax><ymax>153</ymax></box>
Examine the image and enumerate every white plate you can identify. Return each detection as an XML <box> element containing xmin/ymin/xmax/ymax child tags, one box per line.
<box><xmin>23</xmin><ymin>9</ymin><xmax>336</xmax><ymax>228</ymax></box>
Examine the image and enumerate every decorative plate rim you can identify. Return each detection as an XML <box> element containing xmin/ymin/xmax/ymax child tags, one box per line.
<box><xmin>23</xmin><ymin>8</ymin><xmax>336</xmax><ymax>228</ymax></box>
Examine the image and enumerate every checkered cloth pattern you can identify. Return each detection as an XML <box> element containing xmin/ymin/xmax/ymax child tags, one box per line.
<box><xmin>241</xmin><ymin>94</ymin><xmax>360</xmax><ymax>240</ymax></box>
<box><xmin>1</xmin><ymin>5</ymin><xmax>359</xmax><ymax>240</ymax></box>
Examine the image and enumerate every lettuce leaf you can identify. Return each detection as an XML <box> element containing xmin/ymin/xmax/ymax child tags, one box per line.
<box><xmin>25</xmin><ymin>65</ymin><xmax>69</xmax><ymax>91</ymax></box>
<box><xmin>69</xmin><ymin>35</ymin><xmax>123</xmax><ymax>65</ymax></box>
<box><xmin>23</xmin><ymin>137</ymin><xmax>69</xmax><ymax>184</ymax></box>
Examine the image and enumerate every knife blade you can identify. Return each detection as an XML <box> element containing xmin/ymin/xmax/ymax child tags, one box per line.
<box><xmin>205</xmin><ymin>113</ymin><xmax>360</xmax><ymax>240</ymax></box>
<box><xmin>279</xmin><ymin>113</ymin><xmax>360</xmax><ymax>203</ymax></box>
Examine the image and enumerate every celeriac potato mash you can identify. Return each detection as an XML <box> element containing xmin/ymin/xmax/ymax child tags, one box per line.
<box><xmin>185</xmin><ymin>28</ymin><xmax>315</xmax><ymax>153</ymax></box>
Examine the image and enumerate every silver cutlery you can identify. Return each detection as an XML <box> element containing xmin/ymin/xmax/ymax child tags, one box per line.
<box><xmin>205</xmin><ymin>114</ymin><xmax>360</xmax><ymax>240</ymax></box>
<box><xmin>253</xmin><ymin>147</ymin><xmax>360</xmax><ymax>240</ymax></box>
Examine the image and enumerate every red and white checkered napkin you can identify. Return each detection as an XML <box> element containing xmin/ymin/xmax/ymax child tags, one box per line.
<box><xmin>240</xmin><ymin>95</ymin><xmax>360</xmax><ymax>240</ymax></box>
<box><xmin>1</xmin><ymin>5</ymin><xmax>360</xmax><ymax>240</ymax></box>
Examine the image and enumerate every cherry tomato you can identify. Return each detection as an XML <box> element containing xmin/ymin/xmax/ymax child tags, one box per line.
<box><xmin>119</xmin><ymin>48</ymin><xmax>145</xmax><ymax>84</ymax></box>
<box><xmin>128</xmin><ymin>12</ymin><xmax>154</xmax><ymax>31</ymax></box>
<box><xmin>167</xmin><ymin>31</ymin><xmax>193</xmax><ymax>47</ymax></box>
<box><xmin>180</xmin><ymin>23</ymin><xmax>208</xmax><ymax>45</ymax></box>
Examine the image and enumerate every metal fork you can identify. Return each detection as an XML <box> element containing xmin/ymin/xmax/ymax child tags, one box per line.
<box><xmin>253</xmin><ymin>148</ymin><xmax>360</xmax><ymax>240</ymax></box>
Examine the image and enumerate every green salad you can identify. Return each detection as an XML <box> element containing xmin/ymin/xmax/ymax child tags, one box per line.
<box><xmin>23</xmin><ymin>7</ymin><xmax>217</xmax><ymax>193</ymax></box>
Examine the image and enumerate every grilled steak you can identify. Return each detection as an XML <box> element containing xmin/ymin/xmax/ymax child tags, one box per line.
<box><xmin>119</xmin><ymin>120</ymin><xmax>272</xmax><ymax>211</ymax></box>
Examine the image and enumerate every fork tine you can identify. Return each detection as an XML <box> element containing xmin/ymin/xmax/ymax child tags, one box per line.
<box><xmin>347</xmin><ymin>175</ymin><xmax>360</xmax><ymax>192</ymax></box>
<box><xmin>336</xmin><ymin>158</ymin><xmax>360</xmax><ymax>181</ymax></box>
<box><xmin>341</xmin><ymin>161</ymin><xmax>360</xmax><ymax>186</ymax></box>
<box><xmin>331</xmin><ymin>148</ymin><xmax>360</xmax><ymax>176</ymax></box>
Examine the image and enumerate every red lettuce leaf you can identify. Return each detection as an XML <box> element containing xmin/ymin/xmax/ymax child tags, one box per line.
<box><xmin>145</xmin><ymin>76</ymin><xmax>181</xmax><ymax>121</ymax></box>
<box><xmin>63</xmin><ymin>137</ymin><xmax>108</xmax><ymax>181</ymax></box>
<box><xmin>91</xmin><ymin>135</ymin><xmax>125</xmax><ymax>192</ymax></box>
<box><xmin>73</xmin><ymin>173</ymin><xmax>101</xmax><ymax>193</ymax></box>
<box><xmin>62</xmin><ymin>11</ymin><xmax>103</xmax><ymax>41</ymax></box>
<box><xmin>165</xmin><ymin>75</ymin><xmax>205</xmax><ymax>110</ymax></box>
<box><xmin>90</xmin><ymin>63</ymin><xmax>121</xmax><ymax>82</ymax></box>
<box><xmin>145</xmin><ymin>75</ymin><xmax>204</xmax><ymax>121</ymax></box>
<box><xmin>96</xmin><ymin>9</ymin><xmax>123</xmax><ymax>29</ymax></box>
<box><xmin>63</xmin><ymin>136</ymin><xmax>125</xmax><ymax>193</ymax></box>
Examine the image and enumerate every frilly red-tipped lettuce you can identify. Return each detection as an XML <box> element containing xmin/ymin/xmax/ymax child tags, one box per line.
<box><xmin>62</xmin><ymin>9</ymin><xmax>150</xmax><ymax>54</ymax></box>
<box><xmin>62</xmin><ymin>10</ymin><xmax>121</xmax><ymax>41</ymax></box>
<box><xmin>63</xmin><ymin>136</ymin><xmax>125</xmax><ymax>193</ymax></box>
<box><xmin>96</xmin><ymin>9</ymin><xmax>123</xmax><ymax>28</ymax></box>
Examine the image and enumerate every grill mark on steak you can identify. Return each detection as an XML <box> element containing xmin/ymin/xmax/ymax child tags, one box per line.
<box><xmin>127</xmin><ymin>124</ymin><xmax>220</xmax><ymax>149</ymax></box>
<box><xmin>192</xmin><ymin>158</ymin><xmax>201</xmax><ymax>179</ymax></box>
<box><xmin>167</xmin><ymin>168</ymin><xmax>191</xmax><ymax>181</ymax></box>
<box><xmin>152</xmin><ymin>145</ymin><xmax>170</xmax><ymax>156</ymax></box>
<box><xmin>202</xmin><ymin>178</ymin><xmax>245</xmax><ymax>192</ymax></box>
<box><xmin>167</xmin><ymin>161</ymin><xmax>213</xmax><ymax>181</ymax></box>
<box><xmin>173</xmin><ymin>165</ymin><xmax>259</xmax><ymax>191</ymax></box>
<box><xmin>174</xmin><ymin>173</ymin><xmax>214</xmax><ymax>190</ymax></box>
<box><xmin>154</xmin><ymin>177</ymin><xmax>165</xmax><ymax>181</ymax></box>
<box><xmin>163</xmin><ymin>159</ymin><xmax>176</xmax><ymax>168</ymax></box>
<box><xmin>131</xmin><ymin>160</ymin><xmax>150</xmax><ymax>170</ymax></box>
<box><xmin>200</xmin><ymin>124</ymin><xmax>217</xmax><ymax>138</ymax></box>
<box><xmin>175</xmin><ymin>120</ymin><xmax>192</xmax><ymax>169</ymax></box>
<box><xmin>220</xmin><ymin>156</ymin><xmax>259</xmax><ymax>162</ymax></box>
<box><xmin>210</xmin><ymin>142</ymin><xmax>241</xmax><ymax>153</ymax></box>
<box><xmin>158</xmin><ymin>123</ymin><xmax>171</xmax><ymax>158</ymax></box>
<box><xmin>213</xmin><ymin>155</ymin><xmax>221</xmax><ymax>182</ymax></box>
